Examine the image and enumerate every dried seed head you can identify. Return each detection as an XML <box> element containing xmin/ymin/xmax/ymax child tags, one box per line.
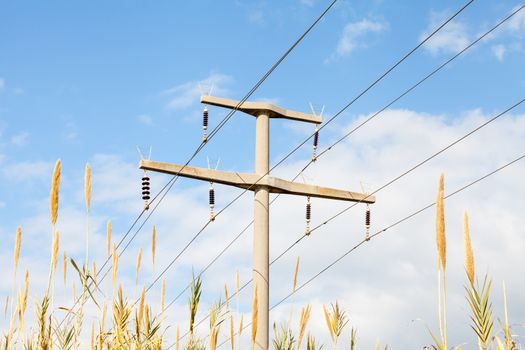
<box><xmin>293</xmin><ymin>256</ymin><xmax>300</xmax><ymax>292</ymax></box>
<box><xmin>151</xmin><ymin>226</ymin><xmax>156</xmax><ymax>266</ymax></box>
<box><xmin>63</xmin><ymin>251</ymin><xmax>68</xmax><ymax>286</ymax></box>
<box><xmin>463</xmin><ymin>211</ymin><xmax>475</xmax><ymax>285</ymax></box>
<box><xmin>92</xmin><ymin>261</ymin><xmax>97</xmax><ymax>285</ymax></box>
<box><xmin>106</xmin><ymin>220</ymin><xmax>112</xmax><ymax>257</ymax></box>
<box><xmin>138</xmin><ymin>286</ymin><xmax>145</xmax><ymax>326</ymax></box>
<box><xmin>224</xmin><ymin>284</ymin><xmax>230</xmax><ymax>309</ymax></box>
<box><xmin>235</xmin><ymin>270</ymin><xmax>240</xmax><ymax>298</ymax></box>
<box><xmin>230</xmin><ymin>314</ymin><xmax>235</xmax><ymax>350</ymax></box>
<box><xmin>52</xmin><ymin>231</ymin><xmax>60</xmax><ymax>272</ymax></box>
<box><xmin>50</xmin><ymin>159</ymin><xmax>61</xmax><ymax>226</ymax></box>
<box><xmin>14</xmin><ymin>226</ymin><xmax>22</xmax><ymax>274</ymax></box>
<box><xmin>85</xmin><ymin>163</ymin><xmax>91</xmax><ymax>212</ymax></box>
<box><xmin>175</xmin><ymin>326</ymin><xmax>180</xmax><ymax>350</ymax></box>
<box><xmin>239</xmin><ymin>314</ymin><xmax>244</xmax><ymax>336</ymax></box>
<box><xmin>112</xmin><ymin>244</ymin><xmax>118</xmax><ymax>288</ymax></box>
<box><xmin>135</xmin><ymin>247</ymin><xmax>142</xmax><ymax>285</ymax></box>
<box><xmin>435</xmin><ymin>173</ymin><xmax>447</xmax><ymax>271</ymax></box>
<box><xmin>22</xmin><ymin>270</ymin><xmax>29</xmax><ymax>314</ymax></box>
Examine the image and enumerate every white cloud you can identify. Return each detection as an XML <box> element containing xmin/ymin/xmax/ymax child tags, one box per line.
<box><xmin>332</xmin><ymin>19</ymin><xmax>387</xmax><ymax>58</ymax></box>
<box><xmin>508</xmin><ymin>5</ymin><xmax>525</xmax><ymax>34</ymax></box>
<box><xmin>491</xmin><ymin>44</ymin><xmax>506</xmax><ymax>61</ymax></box>
<box><xmin>137</xmin><ymin>114</ymin><xmax>153</xmax><ymax>125</ymax></box>
<box><xmin>421</xmin><ymin>12</ymin><xmax>470</xmax><ymax>55</ymax></box>
<box><xmin>0</xmin><ymin>78</ymin><xmax>5</xmax><ymax>91</ymax></box>
<box><xmin>11</xmin><ymin>131</ymin><xmax>29</xmax><ymax>146</ymax></box>
<box><xmin>300</xmin><ymin>0</ymin><xmax>315</xmax><ymax>6</ymax></box>
<box><xmin>2</xmin><ymin>160</ymin><xmax>53</xmax><ymax>182</ymax></box>
<box><xmin>162</xmin><ymin>73</ymin><xmax>233</xmax><ymax>110</ymax></box>
<box><xmin>1</xmin><ymin>108</ymin><xmax>525</xmax><ymax>347</ymax></box>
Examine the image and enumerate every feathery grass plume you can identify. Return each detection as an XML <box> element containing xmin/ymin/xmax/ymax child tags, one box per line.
<box><xmin>175</xmin><ymin>325</ymin><xmax>180</xmax><ymax>350</ymax></box>
<box><xmin>188</xmin><ymin>274</ymin><xmax>202</xmax><ymax>338</ymax></box>
<box><xmin>151</xmin><ymin>225</ymin><xmax>157</xmax><ymax>266</ymax></box>
<box><xmin>138</xmin><ymin>287</ymin><xmax>146</xmax><ymax>327</ymax></box>
<box><xmin>350</xmin><ymin>327</ymin><xmax>357</xmax><ymax>350</ymax></box>
<box><xmin>323</xmin><ymin>302</ymin><xmax>348</xmax><ymax>349</ymax></box>
<box><xmin>84</xmin><ymin>163</ymin><xmax>91</xmax><ymax>212</ymax></box>
<box><xmin>14</xmin><ymin>226</ymin><xmax>22</xmax><ymax>275</ymax></box>
<box><xmin>85</xmin><ymin>163</ymin><xmax>91</xmax><ymax>266</ymax></box>
<box><xmin>50</xmin><ymin>159</ymin><xmax>61</xmax><ymax>226</ymax></box>
<box><xmin>209</xmin><ymin>301</ymin><xmax>223</xmax><ymax>350</ymax></box>
<box><xmin>251</xmin><ymin>284</ymin><xmax>258</xmax><ymax>350</ymax></box>
<box><xmin>463</xmin><ymin>211</ymin><xmax>475</xmax><ymax>286</ymax></box>
<box><xmin>52</xmin><ymin>231</ymin><xmax>60</xmax><ymax>272</ymax></box>
<box><xmin>295</xmin><ymin>304</ymin><xmax>311</xmax><ymax>350</ymax></box>
<box><xmin>239</xmin><ymin>314</ymin><xmax>244</xmax><ymax>337</ymax></box>
<box><xmin>230</xmin><ymin>314</ymin><xmax>235</xmax><ymax>350</ymax></box>
<box><xmin>432</xmin><ymin>173</ymin><xmax>448</xmax><ymax>350</ymax></box>
<box><xmin>161</xmin><ymin>278</ymin><xmax>166</xmax><ymax>314</ymax></box>
<box><xmin>112</xmin><ymin>243</ymin><xmax>119</xmax><ymax>290</ymax></box>
<box><xmin>4</xmin><ymin>295</ymin><xmax>8</xmax><ymax>316</ymax></box>
<box><xmin>224</xmin><ymin>284</ymin><xmax>230</xmax><ymax>310</ymax></box>
<box><xmin>22</xmin><ymin>271</ymin><xmax>29</xmax><ymax>315</ymax></box>
<box><xmin>293</xmin><ymin>256</ymin><xmax>300</xmax><ymax>292</ymax></box>
<box><xmin>135</xmin><ymin>247</ymin><xmax>142</xmax><ymax>285</ymax></box>
<box><xmin>466</xmin><ymin>275</ymin><xmax>494</xmax><ymax>350</ymax></box>
<box><xmin>306</xmin><ymin>333</ymin><xmax>322</xmax><ymax>350</ymax></box>
<box><xmin>63</xmin><ymin>251</ymin><xmax>68</xmax><ymax>286</ymax></box>
<box><xmin>436</xmin><ymin>173</ymin><xmax>446</xmax><ymax>271</ymax></box>
<box><xmin>106</xmin><ymin>220</ymin><xmax>112</xmax><ymax>257</ymax></box>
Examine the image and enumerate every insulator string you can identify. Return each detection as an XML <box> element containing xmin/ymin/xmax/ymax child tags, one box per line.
<box><xmin>209</xmin><ymin>184</ymin><xmax>215</xmax><ymax>221</ymax></box>
<box><xmin>305</xmin><ymin>196</ymin><xmax>311</xmax><ymax>235</ymax></box>
<box><xmin>312</xmin><ymin>125</ymin><xmax>319</xmax><ymax>161</ymax></box>
<box><xmin>142</xmin><ymin>174</ymin><xmax>151</xmax><ymax>210</ymax></box>
<box><xmin>202</xmin><ymin>105</ymin><xmax>209</xmax><ymax>143</ymax></box>
<box><xmin>365</xmin><ymin>205</ymin><xmax>371</xmax><ymax>241</ymax></box>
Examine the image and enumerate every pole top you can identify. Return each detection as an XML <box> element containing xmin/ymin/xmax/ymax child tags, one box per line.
<box><xmin>201</xmin><ymin>95</ymin><xmax>322</xmax><ymax>124</ymax></box>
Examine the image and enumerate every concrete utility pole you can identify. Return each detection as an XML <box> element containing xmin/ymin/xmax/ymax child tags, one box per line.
<box><xmin>140</xmin><ymin>95</ymin><xmax>376</xmax><ymax>350</ymax></box>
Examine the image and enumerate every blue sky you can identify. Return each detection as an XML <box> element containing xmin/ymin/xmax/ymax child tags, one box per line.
<box><xmin>1</xmin><ymin>0</ymin><xmax>525</xmax><ymax>348</ymax></box>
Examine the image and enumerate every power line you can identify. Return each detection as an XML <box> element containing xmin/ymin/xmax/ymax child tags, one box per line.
<box><xmin>161</xmin><ymin>2</ymin><xmax>523</xmax><ymax>339</ymax></box>
<box><xmin>137</xmin><ymin>0</ymin><xmax>477</xmax><ymax>311</ymax></box>
<box><xmin>57</xmin><ymin>0</ymin><xmax>337</xmax><ymax>325</ymax></box>
<box><xmin>216</xmin><ymin>152</ymin><xmax>525</xmax><ymax>348</ymax></box>
<box><xmin>172</xmin><ymin>94</ymin><xmax>525</xmax><ymax>347</ymax></box>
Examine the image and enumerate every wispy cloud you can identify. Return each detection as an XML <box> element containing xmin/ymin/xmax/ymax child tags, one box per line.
<box><xmin>420</xmin><ymin>11</ymin><xmax>470</xmax><ymax>55</ymax></box>
<box><xmin>137</xmin><ymin>114</ymin><xmax>153</xmax><ymax>125</ymax></box>
<box><xmin>0</xmin><ymin>78</ymin><xmax>5</xmax><ymax>92</ymax></box>
<box><xmin>328</xmin><ymin>19</ymin><xmax>388</xmax><ymax>61</ymax></box>
<box><xmin>11</xmin><ymin>131</ymin><xmax>30</xmax><ymax>146</ymax></box>
<box><xmin>162</xmin><ymin>73</ymin><xmax>233</xmax><ymax>110</ymax></box>
<box><xmin>2</xmin><ymin>160</ymin><xmax>53</xmax><ymax>182</ymax></box>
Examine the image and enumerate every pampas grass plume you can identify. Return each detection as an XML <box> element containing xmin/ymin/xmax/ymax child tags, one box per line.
<box><xmin>463</xmin><ymin>211</ymin><xmax>475</xmax><ymax>285</ymax></box>
<box><xmin>50</xmin><ymin>159</ymin><xmax>61</xmax><ymax>226</ymax></box>
<box><xmin>436</xmin><ymin>173</ymin><xmax>446</xmax><ymax>271</ymax></box>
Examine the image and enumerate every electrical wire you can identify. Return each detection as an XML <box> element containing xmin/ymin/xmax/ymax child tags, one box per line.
<box><xmin>216</xmin><ymin>151</ymin><xmax>525</xmax><ymax>348</ymax></box>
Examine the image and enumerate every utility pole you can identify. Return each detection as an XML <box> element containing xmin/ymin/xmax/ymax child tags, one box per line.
<box><xmin>140</xmin><ymin>95</ymin><xmax>376</xmax><ymax>350</ymax></box>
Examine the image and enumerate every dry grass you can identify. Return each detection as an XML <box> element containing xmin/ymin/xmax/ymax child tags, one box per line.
<box><xmin>14</xmin><ymin>226</ymin><xmax>22</xmax><ymax>275</ymax></box>
<box><xmin>136</xmin><ymin>247</ymin><xmax>143</xmax><ymax>285</ymax></box>
<box><xmin>50</xmin><ymin>159</ymin><xmax>61</xmax><ymax>226</ymax></box>
<box><xmin>463</xmin><ymin>211</ymin><xmax>475</xmax><ymax>285</ymax></box>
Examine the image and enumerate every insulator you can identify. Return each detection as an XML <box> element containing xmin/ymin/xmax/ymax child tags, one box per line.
<box><xmin>142</xmin><ymin>175</ymin><xmax>151</xmax><ymax>210</ymax></box>
<box><xmin>306</xmin><ymin>203</ymin><xmax>311</xmax><ymax>220</ymax></box>
<box><xmin>312</xmin><ymin>126</ymin><xmax>319</xmax><ymax>162</ymax></box>
<box><xmin>209</xmin><ymin>188</ymin><xmax>215</xmax><ymax>206</ymax></box>
<box><xmin>209</xmin><ymin>185</ymin><xmax>215</xmax><ymax>221</ymax></box>
<box><xmin>202</xmin><ymin>106</ymin><xmax>209</xmax><ymax>143</ymax></box>
<box><xmin>305</xmin><ymin>197</ymin><xmax>311</xmax><ymax>236</ymax></box>
<box><xmin>365</xmin><ymin>206</ymin><xmax>371</xmax><ymax>241</ymax></box>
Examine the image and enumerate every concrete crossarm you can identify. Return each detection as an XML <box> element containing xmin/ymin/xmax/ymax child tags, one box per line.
<box><xmin>140</xmin><ymin>160</ymin><xmax>259</xmax><ymax>190</ymax></box>
<box><xmin>140</xmin><ymin>160</ymin><xmax>375</xmax><ymax>204</ymax></box>
<box><xmin>201</xmin><ymin>95</ymin><xmax>323</xmax><ymax>124</ymax></box>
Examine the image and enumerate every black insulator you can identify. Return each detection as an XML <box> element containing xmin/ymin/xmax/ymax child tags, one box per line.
<box><xmin>209</xmin><ymin>188</ymin><xmax>215</xmax><ymax>206</ymax></box>
<box><xmin>313</xmin><ymin>130</ymin><xmax>319</xmax><ymax>147</ymax></box>
<box><xmin>365</xmin><ymin>208</ymin><xmax>371</xmax><ymax>226</ymax></box>
<box><xmin>203</xmin><ymin>110</ymin><xmax>209</xmax><ymax>127</ymax></box>
<box><xmin>142</xmin><ymin>176</ymin><xmax>151</xmax><ymax>201</ymax></box>
<box><xmin>306</xmin><ymin>203</ymin><xmax>311</xmax><ymax>220</ymax></box>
